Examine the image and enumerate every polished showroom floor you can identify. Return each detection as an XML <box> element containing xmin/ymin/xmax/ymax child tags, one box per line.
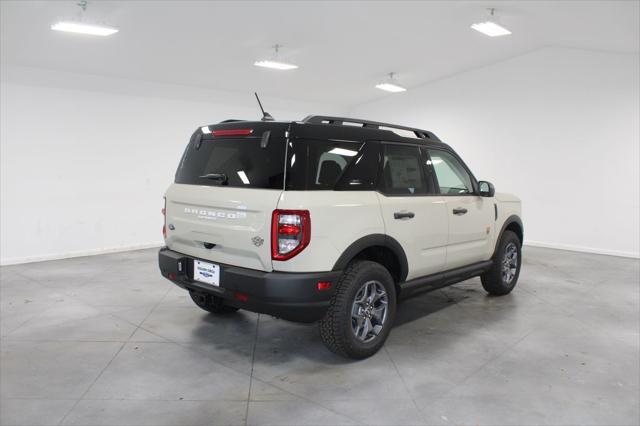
<box><xmin>0</xmin><ymin>247</ymin><xmax>638</xmax><ymax>426</ymax></box>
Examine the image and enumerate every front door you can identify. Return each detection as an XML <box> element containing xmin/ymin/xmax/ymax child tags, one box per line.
<box><xmin>425</xmin><ymin>148</ymin><xmax>494</xmax><ymax>269</ymax></box>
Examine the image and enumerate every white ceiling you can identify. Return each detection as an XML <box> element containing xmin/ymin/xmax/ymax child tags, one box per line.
<box><xmin>1</xmin><ymin>0</ymin><xmax>638</xmax><ymax>106</ymax></box>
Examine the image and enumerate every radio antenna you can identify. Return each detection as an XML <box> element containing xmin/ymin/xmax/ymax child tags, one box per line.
<box><xmin>254</xmin><ymin>92</ymin><xmax>274</xmax><ymax>121</ymax></box>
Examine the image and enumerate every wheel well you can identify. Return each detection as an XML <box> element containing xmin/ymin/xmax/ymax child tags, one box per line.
<box><xmin>505</xmin><ymin>221</ymin><xmax>523</xmax><ymax>246</ymax></box>
<box><xmin>350</xmin><ymin>245</ymin><xmax>402</xmax><ymax>290</ymax></box>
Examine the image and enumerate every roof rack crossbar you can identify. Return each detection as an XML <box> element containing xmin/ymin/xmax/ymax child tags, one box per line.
<box><xmin>301</xmin><ymin>115</ymin><xmax>440</xmax><ymax>141</ymax></box>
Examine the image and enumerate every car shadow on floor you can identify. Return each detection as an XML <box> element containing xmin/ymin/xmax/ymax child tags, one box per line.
<box><xmin>186</xmin><ymin>279</ymin><xmax>497</xmax><ymax>365</ymax></box>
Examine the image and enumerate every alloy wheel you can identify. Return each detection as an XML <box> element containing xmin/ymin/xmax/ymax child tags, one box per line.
<box><xmin>501</xmin><ymin>242</ymin><xmax>518</xmax><ymax>284</ymax></box>
<box><xmin>351</xmin><ymin>280</ymin><xmax>388</xmax><ymax>342</ymax></box>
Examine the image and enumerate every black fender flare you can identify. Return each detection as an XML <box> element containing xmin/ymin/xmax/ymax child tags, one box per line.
<box><xmin>332</xmin><ymin>234</ymin><xmax>409</xmax><ymax>282</ymax></box>
<box><xmin>492</xmin><ymin>215</ymin><xmax>524</xmax><ymax>258</ymax></box>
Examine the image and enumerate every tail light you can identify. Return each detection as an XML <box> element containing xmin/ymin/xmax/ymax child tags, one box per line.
<box><xmin>162</xmin><ymin>197</ymin><xmax>167</xmax><ymax>238</ymax></box>
<box><xmin>271</xmin><ymin>210</ymin><xmax>310</xmax><ymax>261</ymax></box>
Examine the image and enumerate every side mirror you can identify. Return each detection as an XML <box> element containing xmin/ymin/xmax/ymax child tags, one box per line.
<box><xmin>478</xmin><ymin>181</ymin><xmax>495</xmax><ymax>197</ymax></box>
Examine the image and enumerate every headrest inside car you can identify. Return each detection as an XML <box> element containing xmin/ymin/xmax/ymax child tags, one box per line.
<box><xmin>318</xmin><ymin>160</ymin><xmax>342</xmax><ymax>186</ymax></box>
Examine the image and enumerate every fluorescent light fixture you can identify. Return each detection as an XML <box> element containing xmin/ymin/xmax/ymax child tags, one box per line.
<box><xmin>376</xmin><ymin>72</ymin><xmax>407</xmax><ymax>93</ymax></box>
<box><xmin>237</xmin><ymin>171</ymin><xmax>250</xmax><ymax>185</ymax></box>
<box><xmin>254</xmin><ymin>60</ymin><xmax>298</xmax><ymax>70</ymax></box>
<box><xmin>254</xmin><ymin>44</ymin><xmax>298</xmax><ymax>70</ymax></box>
<box><xmin>329</xmin><ymin>148</ymin><xmax>358</xmax><ymax>157</ymax></box>
<box><xmin>51</xmin><ymin>21</ymin><xmax>119</xmax><ymax>36</ymax></box>
<box><xmin>471</xmin><ymin>21</ymin><xmax>511</xmax><ymax>37</ymax></box>
<box><xmin>375</xmin><ymin>82</ymin><xmax>407</xmax><ymax>93</ymax></box>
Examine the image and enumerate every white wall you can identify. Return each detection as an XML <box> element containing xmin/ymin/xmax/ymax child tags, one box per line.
<box><xmin>350</xmin><ymin>47</ymin><xmax>640</xmax><ymax>258</ymax></box>
<box><xmin>0</xmin><ymin>66</ymin><xmax>344</xmax><ymax>264</ymax></box>
<box><xmin>3</xmin><ymin>47</ymin><xmax>639</xmax><ymax>264</ymax></box>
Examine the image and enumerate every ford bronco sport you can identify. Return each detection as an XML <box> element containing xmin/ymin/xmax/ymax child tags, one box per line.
<box><xmin>158</xmin><ymin>115</ymin><xmax>523</xmax><ymax>359</ymax></box>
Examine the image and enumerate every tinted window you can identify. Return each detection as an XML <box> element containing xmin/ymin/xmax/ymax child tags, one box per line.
<box><xmin>286</xmin><ymin>139</ymin><xmax>364</xmax><ymax>190</ymax></box>
<box><xmin>335</xmin><ymin>142</ymin><xmax>380</xmax><ymax>191</ymax></box>
<box><xmin>381</xmin><ymin>144</ymin><xmax>427</xmax><ymax>195</ymax></box>
<box><xmin>427</xmin><ymin>149</ymin><xmax>473</xmax><ymax>195</ymax></box>
<box><xmin>175</xmin><ymin>135</ymin><xmax>285</xmax><ymax>189</ymax></box>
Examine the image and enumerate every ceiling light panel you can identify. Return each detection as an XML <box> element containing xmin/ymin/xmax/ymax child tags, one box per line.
<box><xmin>254</xmin><ymin>44</ymin><xmax>299</xmax><ymax>71</ymax></box>
<box><xmin>51</xmin><ymin>21</ymin><xmax>119</xmax><ymax>36</ymax></box>
<box><xmin>253</xmin><ymin>60</ymin><xmax>298</xmax><ymax>70</ymax></box>
<box><xmin>375</xmin><ymin>82</ymin><xmax>407</xmax><ymax>93</ymax></box>
<box><xmin>470</xmin><ymin>21</ymin><xmax>511</xmax><ymax>37</ymax></box>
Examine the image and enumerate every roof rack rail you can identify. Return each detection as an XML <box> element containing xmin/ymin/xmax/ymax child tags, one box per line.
<box><xmin>301</xmin><ymin>115</ymin><xmax>440</xmax><ymax>141</ymax></box>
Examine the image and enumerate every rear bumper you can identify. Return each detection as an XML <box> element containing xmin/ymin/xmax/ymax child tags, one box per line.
<box><xmin>158</xmin><ymin>247</ymin><xmax>341</xmax><ymax>322</ymax></box>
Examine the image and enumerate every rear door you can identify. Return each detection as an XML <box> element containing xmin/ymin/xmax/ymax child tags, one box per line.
<box><xmin>425</xmin><ymin>148</ymin><xmax>494</xmax><ymax>269</ymax></box>
<box><xmin>376</xmin><ymin>143</ymin><xmax>448</xmax><ymax>280</ymax></box>
<box><xmin>164</xmin><ymin>127</ymin><xmax>286</xmax><ymax>272</ymax></box>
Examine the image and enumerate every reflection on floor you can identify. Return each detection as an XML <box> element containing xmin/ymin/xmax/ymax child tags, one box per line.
<box><xmin>1</xmin><ymin>247</ymin><xmax>638</xmax><ymax>425</ymax></box>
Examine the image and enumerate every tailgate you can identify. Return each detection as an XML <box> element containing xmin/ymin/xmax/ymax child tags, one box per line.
<box><xmin>165</xmin><ymin>184</ymin><xmax>281</xmax><ymax>272</ymax></box>
<box><xmin>164</xmin><ymin>125</ymin><xmax>289</xmax><ymax>272</ymax></box>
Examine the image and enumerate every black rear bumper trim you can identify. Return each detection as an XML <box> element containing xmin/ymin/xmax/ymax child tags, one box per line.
<box><xmin>158</xmin><ymin>247</ymin><xmax>341</xmax><ymax>322</ymax></box>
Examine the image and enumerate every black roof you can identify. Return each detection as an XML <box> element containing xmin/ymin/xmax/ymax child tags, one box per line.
<box><xmin>201</xmin><ymin>115</ymin><xmax>450</xmax><ymax>149</ymax></box>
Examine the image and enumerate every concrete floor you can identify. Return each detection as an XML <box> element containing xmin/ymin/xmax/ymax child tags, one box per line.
<box><xmin>0</xmin><ymin>247</ymin><xmax>638</xmax><ymax>426</ymax></box>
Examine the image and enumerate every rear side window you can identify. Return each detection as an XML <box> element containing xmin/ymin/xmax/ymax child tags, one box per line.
<box><xmin>335</xmin><ymin>142</ymin><xmax>380</xmax><ymax>191</ymax></box>
<box><xmin>286</xmin><ymin>139</ymin><xmax>364</xmax><ymax>190</ymax></box>
<box><xmin>380</xmin><ymin>144</ymin><xmax>428</xmax><ymax>195</ymax></box>
<box><xmin>175</xmin><ymin>135</ymin><xmax>286</xmax><ymax>189</ymax></box>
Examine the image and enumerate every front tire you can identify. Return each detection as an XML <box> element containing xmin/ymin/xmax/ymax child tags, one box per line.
<box><xmin>189</xmin><ymin>291</ymin><xmax>239</xmax><ymax>314</ymax></box>
<box><xmin>481</xmin><ymin>230</ymin><xmax>522</xmax><ymax>295</ymax></box>
<box><xmin>319</xmin><ymin>261</ymin><xmax>397</xmax><ymax>359</ymax></box>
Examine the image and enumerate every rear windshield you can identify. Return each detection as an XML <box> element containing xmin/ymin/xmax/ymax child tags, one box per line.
<box><xmin>175</xmin><ymin>136</ymin><xmax>286</xmax><ymax>189</ymax></box>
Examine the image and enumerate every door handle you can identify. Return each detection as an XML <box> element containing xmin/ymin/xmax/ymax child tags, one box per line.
<box><xmin>394</xmin><ymin>211</ymin><xmax>415</xmax><ymax>220</ymax></box>
<box><xmin>452</xmin><ymin>207</ymin><xmax>468</xmax><ymax>215</ymax></box>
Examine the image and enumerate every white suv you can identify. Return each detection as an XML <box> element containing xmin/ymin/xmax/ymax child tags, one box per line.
<box><xmin>158</xmin><ymin>115</ymin><xmax>523</xmax><ymax>359</ymax></box>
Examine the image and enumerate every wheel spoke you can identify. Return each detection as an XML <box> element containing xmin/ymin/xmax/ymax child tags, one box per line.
<box><xmin>366</xmin><ymin>282</ymin><xmax>375</xmax><ymax>303</ymax></box>
<box><xmin>372</xmin><ymin>303</ymin><xmax>386</xmax><ymax>322</ymax></box>
<box><xmin>361</xmin><ymin>318</ymin><xmax>371</xmax><ymax>338</ymax></box>
<box><xmin>372</xmin><ymin>289</ymin><xmax>386</xmax><ymax>303</ymax></box>
<box><xmin>351</xmin><ymin>303</ymin><xmax>362</xmax><ymax>320</ymax></box>
<box><xmin>353</xmin><ymin>316</ymin><xmax>364</xmax><ymax>337</ymax></box>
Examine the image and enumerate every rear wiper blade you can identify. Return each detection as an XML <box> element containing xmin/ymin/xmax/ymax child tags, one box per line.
<box><xmin>199</xmin><ymin>173</ymin><xmax>228</xmax><ymax>183</ymax></box>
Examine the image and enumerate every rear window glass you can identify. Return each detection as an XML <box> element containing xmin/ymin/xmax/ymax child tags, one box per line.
<box><xmin>286</xmin><ymin>139</ymin><xmax>364</xmax><ymax>190</ymax></box>
<box><xmin>175</xmin><ymin>135</ymin><xmax>286</xmax><ymax>189</ymax></box>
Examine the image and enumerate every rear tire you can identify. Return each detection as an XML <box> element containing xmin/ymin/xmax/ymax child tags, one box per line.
<box><xmin>481</xmin><ymin>230</ymin><xmax>522</xmax><ymax>295</ymax></box>
<box><xmin>189</xmin><ymin>291</ymin><xmax>239</xmax><ymax>314</ymax></box>
<box><xmin>319</xmin><ymin>261</ymin><xmax>396</xmax><ymax>359</ymax></box>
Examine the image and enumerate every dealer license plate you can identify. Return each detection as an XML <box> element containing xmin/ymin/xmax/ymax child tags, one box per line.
<box><xmin>193</xmin><ymin>260</ymin><xmax>220</xmax><ymax>287</ymax></box>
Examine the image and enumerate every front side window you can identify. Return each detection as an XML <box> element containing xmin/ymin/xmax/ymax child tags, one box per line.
<box><xmin>427</xmin><ymin>149</ymin><xmax>474</xmax><ymax>195</ymax></box>
<box><xmin>381</xmin><ymin>144</ymin><xmax>427</xmax><ymax>195</ymax></box>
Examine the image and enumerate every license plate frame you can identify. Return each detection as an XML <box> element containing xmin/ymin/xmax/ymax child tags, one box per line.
<box><xmin>193</xmin><ymin>260</ymin><xmax>220</xmax><ymax>287</ymax></box>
